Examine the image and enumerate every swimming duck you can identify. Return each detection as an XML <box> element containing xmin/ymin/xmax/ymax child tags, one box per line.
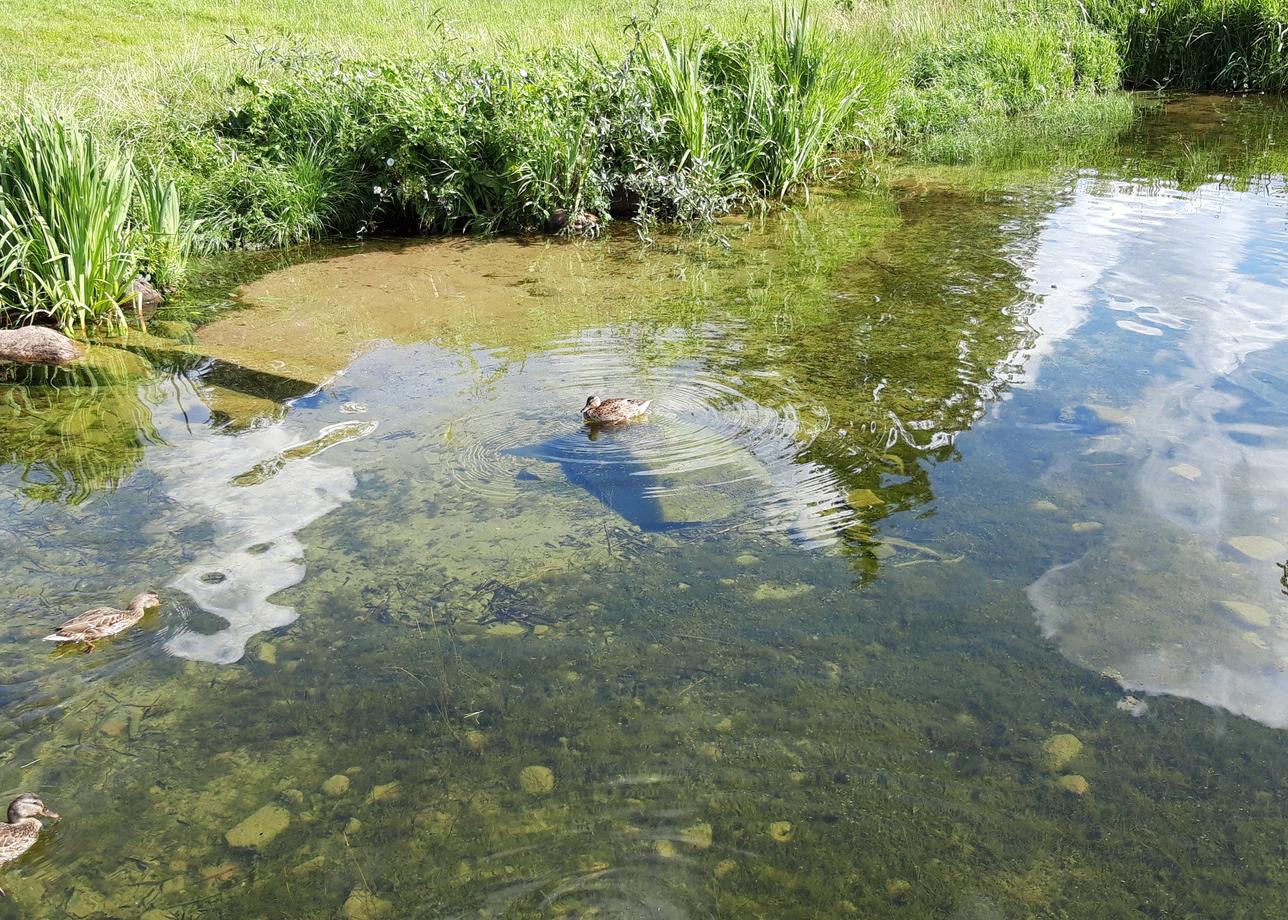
<box><xmin>582</xmin><ymin>395</ymin><xmax>652</xmax><ymax>424</ymax></box>
<box><xmin>0</xmin><ymin>794</ymin><xmax>57</xmax><ymax>893</ymax></box>
<box><xmin>43</xmin><ymin>592</ymin><xmax>161</xmax><ymax>651</ymax></box>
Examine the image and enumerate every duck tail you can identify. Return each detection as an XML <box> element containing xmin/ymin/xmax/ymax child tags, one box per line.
<box><xmin>640</xmin><ymin>400</ymin><xmax>653</xmax><ymax>413</ymax></box>
<box><xmin>42</xmin><ymin>634</ymin><xmax>76</xmax><ymax>643</ymax></box>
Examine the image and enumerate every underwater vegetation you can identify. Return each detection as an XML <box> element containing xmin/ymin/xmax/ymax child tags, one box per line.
<box><xmin>1</xmin><ymin>93</ymin><xmax>1288</xmax><ymax>918</ymax></box>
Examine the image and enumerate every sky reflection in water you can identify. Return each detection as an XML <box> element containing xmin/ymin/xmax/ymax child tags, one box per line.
<box><xmin>3</xmin><ymin>96</ymin><xmax>1288</xmax><ymax>917</ymax></box>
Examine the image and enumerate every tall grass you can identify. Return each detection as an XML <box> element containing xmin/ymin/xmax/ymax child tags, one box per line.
<box><xmin>0</xmin><ymin>111</ymin><xmax>138</xmax><ymax>334</ymax></box>
<box><xmin>1082</xmin><ymin>0</ymin><xmax>1288</xmax><ymax>91</ymax></box>
<box><xmin>135</xmin><ymin>168</ymin><xmax>201</xmax><ymax>290</ymax></box>
<box><xmin>175</xmin><ymin>3</ymin><xmax>894</xmax><ymax>243</ymax></box>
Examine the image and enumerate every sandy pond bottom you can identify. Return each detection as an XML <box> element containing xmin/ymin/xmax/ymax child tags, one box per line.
<box><xmin>3</xmin><ymin>96</ymin><xmax>1288</xmax><ymax>917</ymax></box>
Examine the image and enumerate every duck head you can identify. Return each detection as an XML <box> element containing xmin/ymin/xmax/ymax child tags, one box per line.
<box><xmin>582</xmin><ymin>396</ymin><xmax>602</xmax><ymax>416</ymax></box>
<box><xmin>131</xmin><ymin>592</ymin><xmax>162</xmax><ymax>612</ymax></box>
<box><xmin>7</xmin><ymin>794</ymin><xmax>57</xmax><ymax>824</ymax></box>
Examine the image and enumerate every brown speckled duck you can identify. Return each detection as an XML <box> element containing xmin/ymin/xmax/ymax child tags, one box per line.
<box><xmin>0</xmin><ymin>794</ymin><xmax>57</xmax><ymax>893</ymax></box>
<box><xmin>581</xmin><ymin>395</ymin><xmax>652</xmax><ymax>425</ymax></box>
<box><xmin>44</xmin><ymin>592</ymin><xmax>161</xmax><ymax>651</ymax></box>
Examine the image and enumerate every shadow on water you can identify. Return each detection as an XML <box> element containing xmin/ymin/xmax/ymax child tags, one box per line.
<box><xmin>5</xmin><ymin>95</ymin><xmax>1288</xmax><ymax>918</ymax></box>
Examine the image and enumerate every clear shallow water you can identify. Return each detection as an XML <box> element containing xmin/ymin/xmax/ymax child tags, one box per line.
<box><xmin>3</xmin><ymin>95</ymin><xmax>1288</xmax><ymax>917</ymax></box>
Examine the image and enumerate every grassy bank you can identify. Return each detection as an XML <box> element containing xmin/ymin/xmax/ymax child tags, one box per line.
<box><xmin>0</xmin><ymin>0</ymin><xmax>1284</xmax><ymax>332</ymax></box>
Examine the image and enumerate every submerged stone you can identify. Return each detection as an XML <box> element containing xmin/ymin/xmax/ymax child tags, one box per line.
<box><xmin>768</xmin><ymin>821</ymin><xmax>793</xmax><ymax>843</ymax></box>
<box><xmin>679</xmin><ymin>821</ymin><xmax>714</xmax><ymax>849</ymax></box>
<box><xmin>485</xmin><ymin>622</ymin><xmax>527</xmax><ymax>638</ymax></box>
<box><xmin>366</xmin><ymin>781</ymin><xmax>401</xmax><ymax>804</ymax></box>
<box><xmin>519</xmin><ymin>765</ymin><xmax>555</xmax><ymax>795</ymax></box>
<box><xmin>846</xmin><ymin>488</ymin><xmax>884</xmax><ymax>509</ymax></box>
<box><xmin>465</xmin><ymin>730</ymin><xmax>489</xmax><ymax>752</ymax></box>
<box><xmin>321</xmin><ymin>774</ymin><xmax>350</xmax><ymax>796</ymax></box>
<box><xmin>752</xmin><ymin>582</ymin><xmax>814</xmax><ymax>601</ymax></box>
<box><xmin>1071</xmin><ymin>521</ymin><xmax>1103</xmax><ymax>534</ymax></box>
<box><xmin>1057</xmin><ymin>774</ymin><xmax>1091</xmax><ymax>796</ymax></box>
<box><xmin>99</xmin><ymin>708</ymin><xmax>134</xmax><ymax>738</ymax></box>
<box><xmin>342</xmin><ymin>888</ymin><xmax>393</xmax><ymax>920</ymax></box>
<box><xmin>1032</xmin><ymin>500</ymin><xmax>1060</xmax><ymax>512</ymax></box>
<box><xmin>293</xmin><ymin>856</ymin><xmax>326</xmax><ymax>875</ymax></box>
<box><xmin>1086</xmin><ymin>403</ymin><xmax>1134</xmax><ymax>426</ymax></box>
<box><xmin>65</xmin><ymin>887</ymin><xmax>107</xmax><ymax>918</ymax></box>
<box><xmin>654</xmin><ymin>488</ymin><xmax>738</xmax><ymax>525</ymax></box>
<box><xmin>1168</xmin><ymin>463</ymin><xmax>1202</xmax><ymax>481</ymax></box>
<box><xmin>257</xmin><ymin>642</ymin><xmax>278</xmax><ymax>665</ymax></box>
<box><xmin>1227</xmin><ymin>535</ymin><xmax>1286</xmax><ymax>562</ymax></box>
<box><xmin>886</xmin><ymin>879</ymin><xmax>912</xmax><ymax>899</ymax></box>
<box><xmin>1221</xmin><ymin>600</ymin><xmax>1271</xmax><ymax>628</ymax></box>
<box><xmin>1038</xmin><ymin>733</ymin><xmax>1083</xmax><ymax>772</ymax></box>
<box><xmin>225</xmin><ymin>804</ymin><xmax>290</xmax><ymax>850</ymax></box>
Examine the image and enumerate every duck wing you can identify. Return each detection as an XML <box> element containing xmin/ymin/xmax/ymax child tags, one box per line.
<box><xmin>589</xmin><ymin>398</ymin><xmax>651</xmax><ymax>422</ymax></box>
<box><xmin>47</xmin><ymin>606</ymin><xmax>132</xmax><ymax>640</ymax></box>
<box><xmin>0</xmin><ymin>821</ymin><xmax>38</xmax><ymax>863</ymax></box>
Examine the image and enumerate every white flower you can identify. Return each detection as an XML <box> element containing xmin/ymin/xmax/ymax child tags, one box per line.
<box><xmin>386</xmin><ymin>157</ymin><xmax>395</xmax><ymax>166</ymax></box>
<box><xmin>1139</xmin><ymin>6</ymin><xmax>1146</xmax><ymax>12</ymax></box>
<box><xmin>373</xmin><ymin>185</ymin><xmax>384</xmax><ymax>195</ymax></box>
<box><xmin>519</xmin><ymin>69</ymin><xmax>529</xmax><ymax>79</ymax></box>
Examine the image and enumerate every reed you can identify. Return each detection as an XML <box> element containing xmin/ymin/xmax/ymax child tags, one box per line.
<box><xmin>0</xmin><ymin>110</ymin><xmax>137</xmax><ymax>334</ymax></box>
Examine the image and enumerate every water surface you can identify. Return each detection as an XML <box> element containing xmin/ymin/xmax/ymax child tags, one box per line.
<box><xmin>3</xmin><ymin>95</ymin><xmax>1288</xmax><ymax>918</ymax></box>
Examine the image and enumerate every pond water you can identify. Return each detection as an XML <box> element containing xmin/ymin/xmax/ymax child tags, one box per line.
<box><xmin>3</xmin><ymin>95</ymin><xmax>1288</xmax><ymax>918</ymax></box>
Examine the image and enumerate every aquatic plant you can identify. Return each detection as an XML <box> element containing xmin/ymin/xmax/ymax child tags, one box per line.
<box><xmin>0</xmin><ymin>110</ymin><xmax>138</xmax><ymax>334</ymax></box>
<box><xmin>134</xmin><ymin>168</ymin><xmax>202</xmax><ymax>290</ymax></box>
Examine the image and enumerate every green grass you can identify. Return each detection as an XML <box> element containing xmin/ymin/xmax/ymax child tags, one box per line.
<box><xmin>1084</xmin><ymin>0</ymin><xmax>1288</xmax><ymax>91</ymax></box>
<box><xmin>0</xmin><ymin>0</ymin><xmax>1285</xmax><ymax>329</ymax></box>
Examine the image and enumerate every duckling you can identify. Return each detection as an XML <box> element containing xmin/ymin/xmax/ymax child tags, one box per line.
<box><xmin>582</xmin><ymin>395</ymin><xmax>652</xmax><ymax>425</ymax></box>
<box><xmin>0</xmin><ymin>794</ymin><xmax>57</xmax><ymax>894</ymax></box>
<box><xmin>43</xmin><ymin>592</ymin><xmax>161</xmax><ymax>651</ymax></box>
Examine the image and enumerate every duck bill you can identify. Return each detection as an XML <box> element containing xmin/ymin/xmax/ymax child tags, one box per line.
<box><xmin>39</xmin><ymin>808</ymin><xmax>58</xmax><ymax>820</ymax></box>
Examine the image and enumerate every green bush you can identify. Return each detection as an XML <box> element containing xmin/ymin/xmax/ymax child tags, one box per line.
<box><xmin>157</xmin><ymin>3</ymin><xmax>894</xmax><ymax>246</ymax></box>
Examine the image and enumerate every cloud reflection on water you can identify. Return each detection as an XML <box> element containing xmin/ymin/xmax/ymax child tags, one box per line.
<box><xmin>1022</xmin><ymin>177</ymin><xmax>1288</xmax><ymax>727</ymax></box>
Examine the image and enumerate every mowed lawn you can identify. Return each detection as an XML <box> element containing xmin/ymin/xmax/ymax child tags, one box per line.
<box><xmin>3</xmin><ymin>0</ymin><xmax>815</xmax><ymax>93</ymax></box>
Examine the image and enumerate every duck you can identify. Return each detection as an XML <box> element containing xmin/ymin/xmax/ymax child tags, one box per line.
<box><xmin>0</xmin><ymin>794</ymin><xmax>57</xmax><ymax>893</ymax></box>
<box><xmin>43</xmin><ymin>592</ymin><xmax>161</xmax><ymax>651</ymax></box>
<box><xmin>582</xmin><ymin>395</ymin><xmax>652</xmax><ymax>425</ymax></box>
